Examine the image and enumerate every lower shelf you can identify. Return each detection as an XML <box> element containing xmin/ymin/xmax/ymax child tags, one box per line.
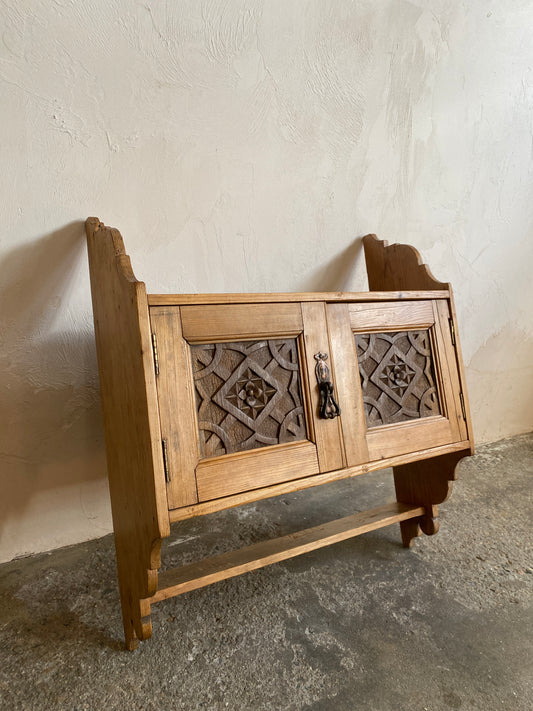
<box><xmin>149</xmin><ymin>502</ymin><xmax>425</xmax><ymax>604</ymax></box>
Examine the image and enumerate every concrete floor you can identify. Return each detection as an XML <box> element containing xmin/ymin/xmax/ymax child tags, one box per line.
<box><xmin>0</xmin><ymin>434</ymin><xmax>531</xmax><ymax>711</ymax></box>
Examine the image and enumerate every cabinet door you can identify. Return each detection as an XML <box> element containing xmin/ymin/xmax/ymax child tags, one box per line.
<box><xmin>150</xmin><ymin>302</ymin><xmax>344</xmax><ymax>508</ymax></box>
<box><xmin>328</xmin><ymin>299</ymin><xmax>468</xmax><ymax>466</ymax></box>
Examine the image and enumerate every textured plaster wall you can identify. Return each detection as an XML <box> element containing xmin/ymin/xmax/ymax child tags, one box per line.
<box><xmin>1</xmin><ymin>0</ymin><xmax>532</xmax><ymax>562</ymax></box>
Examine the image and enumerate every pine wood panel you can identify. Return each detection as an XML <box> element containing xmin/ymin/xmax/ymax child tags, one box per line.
<box><xmin>150</xmin><ymin>307</ymin><xmax>199</xmax><ymax>509</ymax></box>
<box><xmin>349</xmin><ymin>300</ymin><xmax>434</xmax><ymax>332</ymax></box>
<box><xmin>152</xmin><ymin>502</ymin><xmax>426</xmax><ymax>602</ymax></box>
<box><xmin>366</xmin><ymin>416</ymin><xmax>454</xmax><ymax>460</ymax></box>
<box><xmin>181</xmin><ymin>303</ymin><xmax>302</xmax><ymax>342</ymax></box>
<box><xmin>195</xmin><ymin>441</ymin><xmax>319</xmax><ymax>501</ymax></box>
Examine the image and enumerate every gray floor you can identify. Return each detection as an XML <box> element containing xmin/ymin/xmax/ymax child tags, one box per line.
<box><xmin>1</xmin><ymin>434</ymin><xmax>531</xmax><ymax>711</ymax></box>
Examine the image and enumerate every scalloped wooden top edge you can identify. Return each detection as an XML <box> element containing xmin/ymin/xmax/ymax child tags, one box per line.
<box><xmin>86</xmin><ymin>217</ymin><xmax>141</xmax><ymax>285</ymax></box>
<box><xmin>362</xmin><ymin>233</ymin><xmax>450</xmax><ymax>292</ymax></box>
<box><xmin>86</xmin><ymin>219</ymin><xmax>450</xmax><ymax>295</ymax></box>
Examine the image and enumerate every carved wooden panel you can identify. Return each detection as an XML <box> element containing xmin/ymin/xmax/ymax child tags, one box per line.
<box><xmin>355</xmin><ymin>330</ymin><xmax>441</xmax><ymax>428</ymax></box>
<box><xmin>190</xmin><ymin>339</ymin><xmax>307</xmax><ymax>458</ymax></box>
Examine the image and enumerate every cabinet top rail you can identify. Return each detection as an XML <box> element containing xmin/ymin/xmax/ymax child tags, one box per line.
<box><xmin>147</xmin><ymin>291</ymin><xmax>449</xmax><ymax>306</ymax></box>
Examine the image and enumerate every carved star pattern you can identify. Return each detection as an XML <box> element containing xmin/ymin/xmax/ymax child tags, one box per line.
<box><xmin>379</xmin><ymin>354</ymin><xmax>415</xmax><ymax>397</ymax></box>
<box><xmin>225</xmin><ymin>368</ymin><xmax>277</xmax><ymax>420</ymax></box>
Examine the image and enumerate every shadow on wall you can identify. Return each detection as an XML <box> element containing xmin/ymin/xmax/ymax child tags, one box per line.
<box><xmin>0</xmin><ymin>222</ymin><xmax>108</xmax><ymax>557</ymax></box>
<box><xmin>296</xmin><ymin>238</ymin><xmax>365</xmax><ymax>293</ymax></box>
<box><xmin>0</xmin><ymin>227</ymin><xmax>367</xmax><ymax>559</ymax></box>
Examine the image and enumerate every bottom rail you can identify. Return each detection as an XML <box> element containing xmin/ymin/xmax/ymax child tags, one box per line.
<box><xmin>149</xmin><ymin>502</ymin><xmax>425</xmax><ymax>604</ymax></box>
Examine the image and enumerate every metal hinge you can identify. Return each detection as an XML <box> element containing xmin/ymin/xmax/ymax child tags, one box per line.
<box><xmin>449</xmin><ymin>318</ymin><xmax>456</xmax><ymax>346</ymax></box>
<box><xmin>459</xmin><ymin>392</ymin><xmax>467</xmax><ymax>420</ymax></box>
<box><xmin>151</xmin><ymin>332</ymin><xmax>159</xmax><ymax>376</ymax></box>
<box><xmin>161</xmin><ymin>438</ymin><xmax>170</xmax><ymax>483</ymax></box>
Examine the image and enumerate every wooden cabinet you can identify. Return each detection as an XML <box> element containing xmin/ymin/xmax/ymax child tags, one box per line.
<box><xmin>86</xmin><ymin>218</ymin><xmax>473</xmax><ymax>650</ymax></box>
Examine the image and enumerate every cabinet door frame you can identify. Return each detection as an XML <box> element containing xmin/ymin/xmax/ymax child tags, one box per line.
<box><xmin>150</xmin><ymin>302</ymin><xmax>343</xmax><ymax>508</ymax></box>
<box><xmin>329</xmin><ymin>299</ymin><xmax>467</xmax><ymax>466</ymax></box>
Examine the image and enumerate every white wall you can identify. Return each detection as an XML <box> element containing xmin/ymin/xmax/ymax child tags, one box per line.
<box><xmin>1</xmin><ymin>0</ymin><xmax>532</xmax><ymax>563</ymax></box>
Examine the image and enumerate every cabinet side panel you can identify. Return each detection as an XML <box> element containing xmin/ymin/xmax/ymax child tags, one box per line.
<box><xmin>86</xmin><ymin>219</ymin><xmax>169</xmax><ymax>640</ymax></box>
<box><xmin>363</xmin><ymin>234</ymin><xmax>449</xmax><ymax>291</ymax></box>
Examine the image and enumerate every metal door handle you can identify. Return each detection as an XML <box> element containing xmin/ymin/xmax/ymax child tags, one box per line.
<box><xmin>314</xmin><ymin>352</ymin><xmax>341</xmax><ymax>419</ymax></box>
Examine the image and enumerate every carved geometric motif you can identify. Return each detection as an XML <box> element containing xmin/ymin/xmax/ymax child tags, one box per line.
<box><xmin>190</xmin><ymin>339</ymin><xmax>307</xmax><ymax>458</ymax></box>
<box><xmin>355</xmin><ymin>330</ymin><xmax>441</xmax><ymax>428</ymax></box>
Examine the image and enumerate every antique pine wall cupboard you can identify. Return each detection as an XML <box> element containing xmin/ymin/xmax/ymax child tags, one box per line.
<box><xmin>86</xmin><ymin>218</ymin><xmax>473</xmax><ymax>650</ymax></box>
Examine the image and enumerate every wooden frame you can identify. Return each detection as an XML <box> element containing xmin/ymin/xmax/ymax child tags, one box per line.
<box><xmin>86</xmin><ymin>219</ymin><xmax>473</xmax><ymax>650</ymax></box>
